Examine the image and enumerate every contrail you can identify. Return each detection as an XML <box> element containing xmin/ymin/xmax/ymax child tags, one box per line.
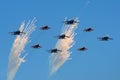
<box><xmin>7</xmin><ymin>18</ymin><xmax>36</xmax><ymax>80</ymax></box>
<box><xmin>49</xmin><ymin>18</ymin><xmax>79</xmax><ymax>76</ymax></box>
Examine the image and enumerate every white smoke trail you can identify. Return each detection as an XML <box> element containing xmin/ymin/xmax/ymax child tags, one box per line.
<box><xmin>49</xmin><ymin>18</ymin><xmax>79</xmax><ymax>76</ymax></box>
<box><xmin>7</xmin><ymin>18</ymin><xmax>36</xmax><ymax>80</ymax></box>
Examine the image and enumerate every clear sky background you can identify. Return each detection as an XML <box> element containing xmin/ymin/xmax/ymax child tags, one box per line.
<box><xmin>0</xmin><ymin>0</ymin><xmax>120</xmax><ymax>80</ymax></box>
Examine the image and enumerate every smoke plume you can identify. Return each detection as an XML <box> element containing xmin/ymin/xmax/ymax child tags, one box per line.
<box><xmin>7</xmin><ymin>18</ymin><xmax>36</xmax><ymax>80</ymax></box>
<box><xmin>49</xmin><ymin>18</ymin><xmax>79</xmax><ymax>76</ymax></box>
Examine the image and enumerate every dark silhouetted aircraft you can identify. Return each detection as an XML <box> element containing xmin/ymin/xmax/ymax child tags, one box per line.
<box><xmin>83</xmin><ymin>27</ymin><xmax>94</xmax><ymax>32</ymax></box>
<box><xmin>40</xmin><ymin>25</ymin><xmax>50</xmax><ymax>30</ymax></box>
<box><xmin>64</xmin><ymin>19</ymin><xmax>79</xmax><ymax>25</ymax></box>
<box><xmin>48</xmin><ymin>48</ymin><xmax>62</xmax><ymax>53</ymax></box>
<box><xmin>98</xmin><ymin>35</ymin><xmax>113</xmax><ymax>41</ymax></box>
<box><xmin>32</xmin><ymin>44</ymin><xmax>41</xmax><ymax>48</ymax></box>
<box><xmin>56</xmin><ymin>34</ymin><xmax>70</xmax><ymax>39</ymax></box>
<box><xmin>9</xmin><ymin>30</ymin><xmax>25</xmax><ymax>35</ymax></box>
<box><xmin>77</xmin><ymin>46</ymin><xmax>88</xmax><ymax>51</ymax></box>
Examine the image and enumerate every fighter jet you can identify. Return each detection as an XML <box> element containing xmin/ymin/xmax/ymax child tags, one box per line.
<box><xmin>98</xmin><ymin>35</ymin><xmax>113</xmax><ymax>41</ymax></box>
<box><xmin>32</xmin><ymin>44</ymin><xmax>41</xmax><ymax>48</ymax></box>
<box><xmin>9</xmin><ymin>30</ymin><xmax>25</xmax><ymax>35</ymax></box>
<box><xmin>83</xmin><ymin>27</ymin><xmax>94</xmax><ymax>32</ymax></box>
<box><xmin>48</xmin><ymin>48</ymin><xmax>62</xmax><ymax>53</ymax></box>
<box><xmin>40</xmin><ymin>25</ymin><xmax>50</xmax><ymax>30</ymax></box>
<box><xmin>56</xmin><ymin>34</ymin><xmax>70</xmax><ymax>39</ymax></box>
<box><xmin>77</xmin><ymin>46</ymin><xmax>88</xmax><ymax>51</ymax></box>
<box><xmin>64</xmin><ymin>19</ymin><xmax>79</xmax><ymax>25</ymax></box>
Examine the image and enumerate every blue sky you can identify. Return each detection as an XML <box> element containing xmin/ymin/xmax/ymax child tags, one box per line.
<box><xmin>0</xmin><ymin>0</ymin><xmax>120</xmax><ymax>80</ymax></box>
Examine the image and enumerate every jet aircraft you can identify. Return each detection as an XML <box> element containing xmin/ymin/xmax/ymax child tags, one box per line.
<box><xmin>32</xmin><ymin>44</ymin><xmax>41</xmax><ymax>48</ymax></box>
<box><xmin>77</xmin><ymin>46</ymin><xmax>88</xmax><ymax>51</ymax></box>
<box><xmin>9</xmin><ymin>30</ymin><xmax>25</xmax><ymax>35</ymax></box>
<box><xmin>83</xmin><ymin>27</ymin><xmax>94</xmax><ymax>32</ymax></box>
<box><xmin>56</xmin><ymin>34</ymin><xmax>70</xmax><ymax>39</ymax></box>
<box><xmin>48</xmin><ymin>48</ymin><xmax>62</xmax><ymax>53</ymax></box>
<box><xmin>98</xmin><ymin>35</ymin><xmax>113</xmax><ymax>41</ymax></box>
<box><xmin>40</xmin><ymin>25</ymin><xmax>50</xmax><ymax>30</ymax></box>
<box><xmin>64</xmin><ymin>19</ymin><xmax>79</xmax><ymax>25</ymax></box>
